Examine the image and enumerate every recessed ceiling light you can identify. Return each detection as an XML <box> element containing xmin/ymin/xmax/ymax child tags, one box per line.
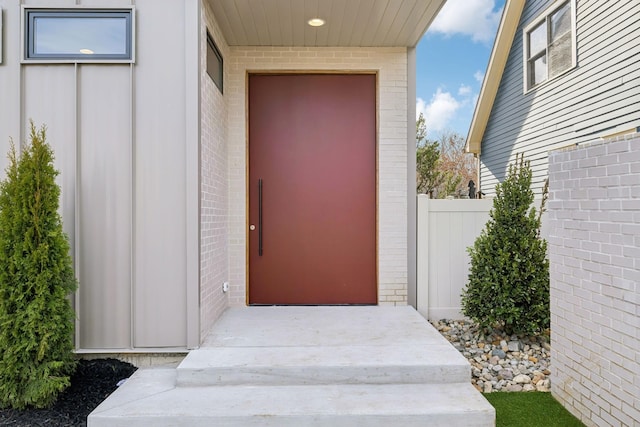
<box><xmin>307</xmin><ymin>18</ymin><xmax>325</xmax><ymax>27</ymax></box>
<box><xmin>79</xmin><ymin>49</ymin><xmax>94</xmax><ymax>55</ymax></box>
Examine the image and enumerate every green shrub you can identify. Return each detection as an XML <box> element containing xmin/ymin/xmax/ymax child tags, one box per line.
<box><xmin>461</xmin><ymin>154</ymin><xmax>549</xmax><ymax>336</ymax></box>
<box><xmin>0</xmin><ymin>122</ymin><xmax>77</xmax><ymax>409</ymax></box>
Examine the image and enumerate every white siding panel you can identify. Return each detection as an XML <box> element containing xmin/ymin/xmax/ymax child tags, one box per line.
<box><xmin>1</xmin><ymin>0</ymin><xmax>200</xmax><ymax>350</ymax></box>
<box><xmin>77</xmin><ymin>65</ymin><xmax>132</xmax><ymax>349</ymax></box>
<box><xmin>0</xmin><ymin>2</ymin><xmax>22</xmax><ymax>172</ymax></box>
<box><xmin>133</xmin><ymin>0</ymin><xmax>188</xmax><ymax>347</ymax></box>
<box><xmin>79</xmin><ymin>0</ymin><xmax>131</xmax><ymax>6</ymax></box>
<box><xmin>21</xmin><ymin>0</ymin><xmax>75</xmax><ymax>5</ymax></box>
<box><xmin>22</xmin><ymin>66</ymin><xmax>77</xmax><ymax>257</ymax></box>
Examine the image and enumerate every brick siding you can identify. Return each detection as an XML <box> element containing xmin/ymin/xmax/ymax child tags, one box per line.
<box><xmin>548</xmin><ymin>133</ymin><xmax>640</xmax><ymax>427</ymax></box>
<box><xmin>226</xmin><ymin>47</ymin><xmax>409</xmax><ymax>306</ymax></box>
<box><xmin>200</xmin><ymin>4</ymin><xmax>230</xmax><ymax>338</ymax></box>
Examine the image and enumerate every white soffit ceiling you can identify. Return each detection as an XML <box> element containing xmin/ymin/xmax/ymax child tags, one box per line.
<box><xmin>207</xmin><ymin>0</ymin><xmax>447</xmax><ymax>47</ymax></box>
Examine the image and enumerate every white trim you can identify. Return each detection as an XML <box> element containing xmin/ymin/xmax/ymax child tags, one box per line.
<box><xmin>416</xmin><ymin>195</ymin><xmax>429</xmax><ymax>319</ymax></box>
<box><xmin>522</xmin><ymin>0</ymin><xmax>577</xmax><ymax>94</ymax></box>
<box><xmin>184</xmin><ymin>0</ymin><xmax>201</xmax><ymax>349</ymax></box>
<box><xmin>74</xmin><ymin>348</ymin><xmax>189</xmax><ymax>354</ymax></box>
<box><xmin>0</xmin><ymin>9</ymin><xmax>3</xmax><ymax>64</ymax></box>
<box><xmin>407</xmin><ymin>46</ymin><xmax>417</xmax><ymax>308</ymax></box>
<box><xmin>74</xmin><ymin>62</ymin><xmax>80</xmax><ymax>350</ymax></box>
<box><xmin>465</xmin><ymin>0</ymin><xmax>526</xmax><ymax>155</ymax></box>
<box><xmin>129</xmin><ymin>63</ymin><xmax>136</xmax><ymax>350</ymax></box>
<box><xmin>600</xmin><ymin>125</ymin><xmax>640</xmax><ymax>140</ymax></box>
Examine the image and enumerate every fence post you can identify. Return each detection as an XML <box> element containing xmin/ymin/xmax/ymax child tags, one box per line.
<box><xmin>416</xmin><ymin>195</ymin><xmax>429</xmax><ymax>319</ymax></box>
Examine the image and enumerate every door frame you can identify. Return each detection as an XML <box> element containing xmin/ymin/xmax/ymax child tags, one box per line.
<box><xmin>244</xmin><ymin>70</ymin><xmax>380</xmax><ymax>304</ymax></box>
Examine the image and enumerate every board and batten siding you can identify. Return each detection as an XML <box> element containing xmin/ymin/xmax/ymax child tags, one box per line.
<box><xmin>0</xmin><ymin>0</ymin><xmax>201</xmax><ymax>350</ymax></box>
<box><xmin>480</xmin><ymin>0</ymin><xmax>640</xmax><ymax>196</ymax></box>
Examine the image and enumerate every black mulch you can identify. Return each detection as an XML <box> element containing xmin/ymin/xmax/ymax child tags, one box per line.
<box><xmin>0</xmin><ymin>359</ymin><xmax>137</xmax><ymax>427</ymax></box>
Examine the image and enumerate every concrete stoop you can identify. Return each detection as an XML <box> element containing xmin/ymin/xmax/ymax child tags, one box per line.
<box><xmin>175</xmin><ymin>344</ymin><xmax>471</xmax><ymax>386</ymax></box>
<box><xmin>88</xmin><ymin>307</ymin><xmax>495</xmax><ymax>426</ymax></box>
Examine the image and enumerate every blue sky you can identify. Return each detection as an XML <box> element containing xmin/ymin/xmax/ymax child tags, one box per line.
<box><xmin>416</xmin><ymin>0</ymin><xmax>506</xmax><ymax>139</ymax></box>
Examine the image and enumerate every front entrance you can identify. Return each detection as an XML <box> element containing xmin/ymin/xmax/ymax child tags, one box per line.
<box><xmin>248</xmin><ymin>74</ymin><xmax>377</xmax><ymax>305</ymax></box>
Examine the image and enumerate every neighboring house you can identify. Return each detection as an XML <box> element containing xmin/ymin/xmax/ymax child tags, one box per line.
<box><xmin>0</xmin><ymin>0</ymin><xmax>445</xmax><ymax>352</ymax></box>
<box><xmin>466</xmin><ymin>0</ymin><xmax>640</xmax><ymax>195</ymax></box>
<box><xmin>465</xmin><ymin>1</ymin><xmax>640</xmax><ymax>425</ymax></box>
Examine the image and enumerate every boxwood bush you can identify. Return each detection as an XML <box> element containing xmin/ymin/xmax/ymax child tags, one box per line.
<box><xmin>461</xmin><ymin>154</ymin><xmax>549</xmax><ymax>336</ymax></box>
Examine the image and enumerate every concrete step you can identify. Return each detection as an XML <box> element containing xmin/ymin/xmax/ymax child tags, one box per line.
<box><xmin>176</xmin><ymin>344</ymin><xmax>470</xmax><ymax>386</ymax></box>
<box><xmin>88</xmin><ymin>369</ymin><xmax>495</xmax><ymax>427</ymax></box>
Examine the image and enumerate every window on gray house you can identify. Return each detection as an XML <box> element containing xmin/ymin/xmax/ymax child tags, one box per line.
<box><xmin>524</xmin><ymin>0</ymin><xmax>575</xmax><ymax>91</ymax></box>
<box><xmin>24</xmin><ymin>9</ymin><xmax>134</xmax><ymax>62</ymax></box>
<box><xmin>206</xmin><ymin>31</ymin><xmax>223</xmax><ymax>93</ymax></box>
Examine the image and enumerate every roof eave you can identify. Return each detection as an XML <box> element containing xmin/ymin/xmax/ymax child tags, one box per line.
<box><xmin>465</xmin><ymin>0</ymin><xmax>525</xmax><ymax>155</ymax></box>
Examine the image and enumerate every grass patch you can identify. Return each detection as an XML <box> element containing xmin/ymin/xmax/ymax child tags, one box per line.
<box><xmin>485</xmin><ymin>392</ymin><xmax>584</xmax><ymax>427</ymax></box>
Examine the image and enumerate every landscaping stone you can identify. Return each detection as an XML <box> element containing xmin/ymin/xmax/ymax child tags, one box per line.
<box><xmin>498</xmin><ymin>369</ymin><xmax>513</xmax><ymax>380</ymax></box>
<box><xmin>507</xmin><ymin>341</ymin><xmax>521</xmax><ymax>352</ymax></box>
<box><xmin>431</xmin><ymin>319</ymin><xmax>551</xmax><ymax>393</ymax></box>
<box><xmin>491</xmin><ymin>349</ymin><xmax>506</xmax><ymax>359</ymax></box>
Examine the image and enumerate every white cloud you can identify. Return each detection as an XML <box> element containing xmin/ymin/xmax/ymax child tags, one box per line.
<box><xmin>430</xmin><ymin>0</ymin><xmax>502</xmax><ymax>43</ymax></box>
<box><xmin>474</xmin><ymin>70</ymin><xmax>485</xmax><ymax>83</ymax></box>
<box><xmin>471</xmin><ymin>93</ymin><xmax>480</xmax><ymax>109</ymax></box>
<box><xmin>458</xmin><ymin>84</ymin><xmax>472</xmax><ymax>96</ymax></box>
<box><xmin>416</xmin><ymin>89</ymin><xmax>461</xmax><ymax>133</ymax></box>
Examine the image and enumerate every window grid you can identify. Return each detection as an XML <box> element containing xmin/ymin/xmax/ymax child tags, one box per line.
<box><xmin>524</xmin><ymin>0</ymin><xmax>575</xmax><ymax>92</ymax></box>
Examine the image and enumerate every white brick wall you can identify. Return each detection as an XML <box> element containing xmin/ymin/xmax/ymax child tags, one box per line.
<box><xmin>226</xmin><ymin>47</ymin><xmax>409</xmax><ymax>306</ymax></box>
<box><xmin>199</xmin><ymin>4</ymin><xmax>230</xmax><ymax>338</ymax></box>
<box><xmin>548</xmin><ymin>133</ymin><xmax>640</xmax><ymax>427</ymax></box>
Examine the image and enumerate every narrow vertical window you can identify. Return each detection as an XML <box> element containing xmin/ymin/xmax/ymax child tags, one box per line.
<box><xmin>24</xmin><ymin>8</ymin><xmax>134</xmax><ymax>62</ymax></box>
<box><xmin>206</xmin><ymin>31</ymin><xmax>223</xmax><ymax>93</ymax></box>
<box><xmin>524</xmin><ymin>0</ymin><xmax>575</xmax><ymax>91</ymax></box>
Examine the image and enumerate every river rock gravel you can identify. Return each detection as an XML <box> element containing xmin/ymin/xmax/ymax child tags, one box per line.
<box><xmin>431</xmin><ymin>319</ymin><xmax>552</xmax><ymax>393</ymax></box>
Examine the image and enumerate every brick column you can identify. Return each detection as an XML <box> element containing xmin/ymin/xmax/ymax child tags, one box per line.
<box><xmin>548</xmin><ymin>134</ymin><xmax>640</xmax><ymax>426</ymax></box>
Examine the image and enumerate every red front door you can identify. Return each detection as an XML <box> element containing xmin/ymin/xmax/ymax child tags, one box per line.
<box><xmin>248</xmin><ymin>74</ymin><xmax>376</xmax><ymax>305</ymax></box>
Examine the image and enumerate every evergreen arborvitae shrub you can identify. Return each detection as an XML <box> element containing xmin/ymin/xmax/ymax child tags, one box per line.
<box><xmin>0</xmin><ymin>122</ymin><xmax>77</xmax><ymax>409</ymax></box>
<box><xmin>461</xmin><ymin>154</ymin><xmax>549</xmax><ymax>336</ymax></box>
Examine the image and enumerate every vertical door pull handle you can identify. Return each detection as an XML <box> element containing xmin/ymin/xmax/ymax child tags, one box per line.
<box><xmin>259</xmin><ymin>179</ymin><xmax>263</xmax><ymax>256</ymax></box>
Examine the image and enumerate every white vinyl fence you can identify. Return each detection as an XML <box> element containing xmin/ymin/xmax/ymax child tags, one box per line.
<box><xmin>416</xmin><ymin>195</ymin><xmax>549</xmax><ymax>321</ymax></box>
<box><xmin>416</xmin><ymin>196</ymin><xmax>492</xmax><ymax>320</ymax></box>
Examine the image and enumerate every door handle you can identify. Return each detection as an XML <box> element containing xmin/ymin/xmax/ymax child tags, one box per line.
<box><xmin>259</xmin><ymin>178</ymin><xmax>263</xmax><ymax>256</ymax></box>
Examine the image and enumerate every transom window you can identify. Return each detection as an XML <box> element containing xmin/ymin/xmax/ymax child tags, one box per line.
<box><xmin>206</xmin><ymin>31</ymin><xmax>223</xmax><ymax>93</ymax></box>
<box><xmin>23</xmin><ymin>8</ymin><xmax>134</xmax><ymax>62</ymax></box>
<box><xmin>524</xmin><ymin>0</ymin><xmax>575</xmax><ymax>91</ymax></box>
